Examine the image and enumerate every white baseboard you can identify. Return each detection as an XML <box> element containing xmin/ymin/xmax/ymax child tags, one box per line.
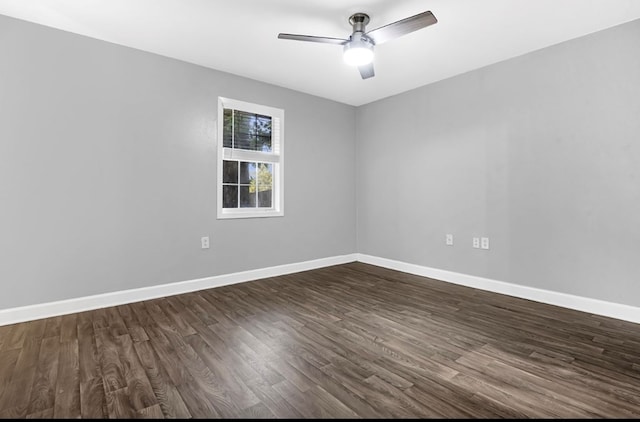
<box><xmin>356</xmin><ymin>253</ymin><xmax>640</xmax><ymax>324</ymax></box>
<box><xmin>3</xmin><ymin>252</ymin><xmax>639</xmax><ymax>327</ymax></box>
<box><xmin>0</xmin><ymin>254</ymin><xmax>358</xmax><ymax>326</ymax></box>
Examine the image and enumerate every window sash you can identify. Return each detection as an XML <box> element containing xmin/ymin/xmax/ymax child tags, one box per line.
<box><xmin>221</xmin><ymin>160</ymin><xmax>274</xmax><ymax>210</ymax></box>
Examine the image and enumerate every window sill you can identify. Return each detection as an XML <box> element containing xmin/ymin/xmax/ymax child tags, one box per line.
<box><xmin>217</xmin><ymin>209</ymin><xmax>284</xmax><ymax>220</ymax></box>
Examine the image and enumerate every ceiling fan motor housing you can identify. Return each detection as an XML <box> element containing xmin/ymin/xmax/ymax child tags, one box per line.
<box><xmin>349</xmin><ymin>13</ymin><xmax>370</xmax><ymax>34</ymax></box>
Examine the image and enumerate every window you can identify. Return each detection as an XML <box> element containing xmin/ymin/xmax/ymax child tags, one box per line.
<box><xmin>217</xmin><ymin>97</ymin><xmax>284</xmax><ymax>219</ymax></box>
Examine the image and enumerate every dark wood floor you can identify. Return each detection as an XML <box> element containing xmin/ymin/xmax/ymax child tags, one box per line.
<box><xmin>1</xmin><ymin>262</ymin><xmax>640</xmax><ymax>418</ymax></box>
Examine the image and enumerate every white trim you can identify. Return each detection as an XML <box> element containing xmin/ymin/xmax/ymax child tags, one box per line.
<box><xmin>217</xmin><ymin>209</ymin><xmax>284</xmax><ymax>219</ymax></box>
<box><xmin>356</xmin><ymin>253</ymin><xmax>640</xmax><ymax>324</ymax></box>
<box><xmin>219</xmin><ymin>97</ymin><xmax>283</xmax><ymax>118</ymax></box>
<box><xmin>0</xmin><ymin>254</ymin><xmax>357</xmax><ymax>327</ymax></box>
<box><xmin>4</xmin><ymin>253</ymin><xmax>639</xmax><ymax>327</ymax></box>
<box><xmin>224</xmin><ymin>149</ymin><xmax>280</xmax><ymax>163</ymax></box>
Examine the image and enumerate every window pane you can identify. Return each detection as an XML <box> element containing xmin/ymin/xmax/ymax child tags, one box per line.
<box><xmin>223</xmin><ymin>160</ymin><xmax>238</xmax><ymax>184</ymax></box>
<box><xmin>258</xmin><ymin>189</ymin><xmax>272</xmax><ymax>208</ymax></box>
<box><xmin>240</xmin><ymin>162</ymin><xmax>256</xmax><ymax>185</ymax></box>
<box><xmin>239</xmin><ymin>186</ymin><xmax>256</xmax><ymax>208</ymax></box>
<box><xmin>255</xmin><ymin>115</ymin><xmax>272</xmax><ymax>152</ymax></box>
<box><xmin>223</xmin><ymin>185</ymin><xmax>238</xmax><ymax>208</ymax></box>
<box><xmin>255</xmin><ymin>115</ymin><xmax>272</xmax><ymax>136</ymax></box>
<box><xmin>256</xmin><ymin>135</ymin><xmax>271</xmax><ymax>152</ymax></box>
<box><xmin>256</xmin><ymin>163</ymin><xmax>273</xmax><ymax>192</ymax></box>
<box><xmin>234</xmin><ymin>130</ymin><xmax>253</xmax><ymax>150</ymax></box>
<box><xmin>234</xmin><ymin>111</ymin><xmax>254</xmax><ymax>150</ymax></box>
<box><xmin>223</xmin><ymin>109</ymin><xmax>233</xmax><ymax>148</ymax></box>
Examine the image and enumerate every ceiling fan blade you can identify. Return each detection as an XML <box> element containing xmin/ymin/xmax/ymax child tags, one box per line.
<box><xmin>277</xmin><ymin>33</ymin><xmax>348</xmax><ymax>45</ymax></box>
<box><xmin>366</xmin><ymin>11</ymin><xmax>437</xmax><ymax>45</ymax></box>
<box><xmin>358</xmin><ymin>63</ymin><xmax>375</xmax><ymax>79</ymax></box>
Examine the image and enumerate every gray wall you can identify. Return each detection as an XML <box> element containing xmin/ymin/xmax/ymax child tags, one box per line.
<box><xmin>0</xmin><ymin>14</ymin><xmax>356</xmax><ymax>309</ymax></box>
<box><xmin>356</xmin><ymin>19</ymin><xmax>640</xmax><ymax>307</ymax></box>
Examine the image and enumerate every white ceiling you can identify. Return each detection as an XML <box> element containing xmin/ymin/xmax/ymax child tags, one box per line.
<box><xmin>1</xmin><ymin>0</ymin><xmax>640</xmax><ymax>106</ymax></box>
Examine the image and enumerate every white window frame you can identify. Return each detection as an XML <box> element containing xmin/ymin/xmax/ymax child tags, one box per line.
<box><xmin>217</xmin><ymin>97</ymin><xmax>284</xmax><ymax>219</ymax></box>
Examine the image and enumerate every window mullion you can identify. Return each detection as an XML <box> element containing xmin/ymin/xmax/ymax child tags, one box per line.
<box><xmin>254</xmin><ymin>161</ymin><xmax>258</xmax><ymax>208</ymax></box>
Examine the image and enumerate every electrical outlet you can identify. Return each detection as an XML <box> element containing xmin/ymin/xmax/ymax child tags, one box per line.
<box><xmin>472</xmin><ymin>237</ymin><xmax>480</xmax><ymax>248</ymax></box>
<box><xmin>481</xmin><ymin>237</ymin><xmax>490</xmax><ymax>250</ymax></box>
<box><xmin>201</xmin><ymin>236</ymin><xmax>210</xmax><ymax>249</ymax></box>
<box><xmin>446</xmin><ymin>234</ymin><xmax>454</xmax><ymax>246</ymax></box>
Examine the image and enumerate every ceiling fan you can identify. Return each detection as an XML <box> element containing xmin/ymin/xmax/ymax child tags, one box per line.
<box><xmin>278</xmin><ymin>10</ymin><xmax>437</xmax><ymax>79</ymax></box>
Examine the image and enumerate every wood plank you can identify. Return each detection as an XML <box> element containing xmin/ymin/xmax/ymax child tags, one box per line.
<box><xmin>94</xmin><ymin>328</ymin><xmax>126</xmax><ymax>392</ymax></box>
<box><xmin>42</xmin><ymin>317</ymin><xmax>61</xmax><ymax>339</ymax></box>
<box><xmin>244</xmin><ymin>379</ymin><xmax>303</xmax><ymax>419</ymax></box>
<box><xmin>1</xmin><ymin>323</ymin><xmax>27</xmax><ymax>351</ymax></box>
<box><xmin>59</xmin><ymin>313</ymin><xmax>77</xmax><ymax>343</ymax></box>
<box><xmin>53</xmin><ymin>339</ymin><xmax>80</xmax><ymax>418</ymax></box>
<box><xmin>144</xmin><ymin>324</ymin><xmax>190</xmax><ymax>387</ymax></box>
<box><xmin>26</xmin><ymin>407</ymin><xmax>54</xmax><ymax>419</ymax></box>
<box><xmin>27</xmin><ymin>336</ymin><xmax>59</xmax><ymax>414</ymax></box>
<box><xmin>239</xmin><ymin>401</ymin><xmax>275</xmax><ymax>419</ymax></box>
<box><xmin>0</xmin><ymin>349</ymin><xmax>20</xmax><ymax>408</ymax></box>
<box><xmin>77</xmin><ymin>311</ymin><xmax>107</xmax><ymax>418</ymax></box>
<box><xmin>117</xmin><ymin>334</ymin><xmax>157</xmax><ymax>411</ymax></box>
<box><xmin>136</xmin><ymin>403</ymin><xmax>165</xmax><ymax>419</ymax></box>
<box><xmin>80</xmin><ymin>376</ymin><xmax>107</xmax><ymax>418</ymax></box>
<box><xmin>105</xmin><ymin>387</ymin><xmax>135</xmax><ymax>419</ymax></box>
<box><xmin>117</xmin><ymin>304</ymin><xmax>149</xmax><ymax>343</ymax></box>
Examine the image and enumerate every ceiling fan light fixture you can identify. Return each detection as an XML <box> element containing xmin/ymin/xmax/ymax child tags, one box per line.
<box><xmin>343</xmin><ymin>37</ymin><xmax>374</xmax><ymax>66</ymax></box>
